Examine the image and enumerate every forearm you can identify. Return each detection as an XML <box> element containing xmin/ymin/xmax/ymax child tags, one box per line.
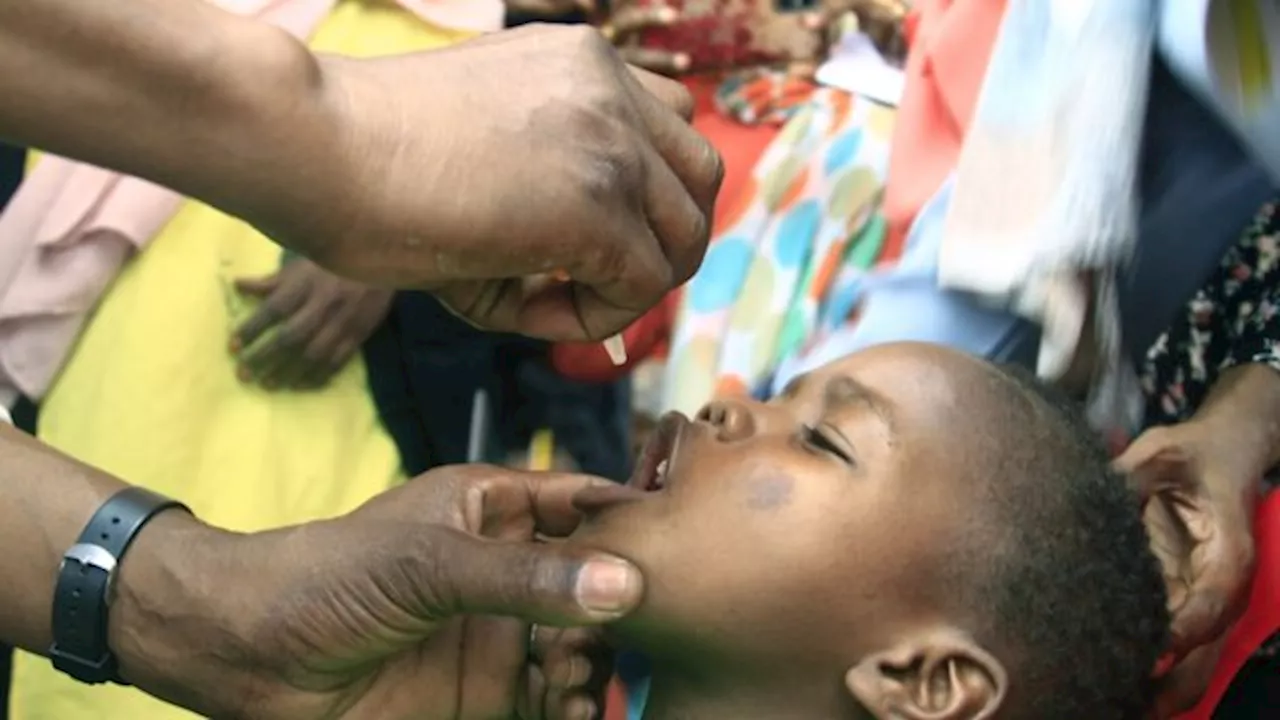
<box><xmin>1192</xmin><ymin>363</ymin><xmax>1280</xmax><ymax>480</ymax></box>
<box><xmin>0</xmin><ymin>425</ymin><xmax>129</xmax><ymax>654</ymax></box>
<box><xmin>0</xmin><ymin>0</ymin><xmax>344</xmax><ymax>252</ymax></box>
<box><xmin>0</xmin><ymin>426</ymin><xmax>261</xmax><ymax>715</ymax></box>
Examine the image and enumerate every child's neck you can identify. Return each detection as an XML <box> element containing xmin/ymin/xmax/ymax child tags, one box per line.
<box><xmin>640</xmin><ymin>666</ymin><xmax>863</xmax><ymax>720</ymax></box>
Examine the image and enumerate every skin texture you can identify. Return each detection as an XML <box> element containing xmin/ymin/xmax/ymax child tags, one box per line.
<box><xmin>0</xmin><ymin>1</ymin><xmax>722</xmax><ymax>342</ymax></box>
<box><xmin>1117</xmin><ymin>363</ymin><xmax>1280</xmax><ymax>715</ymax></box>
<box><xmin>0</xmin><ymin>2</ymin><xmax>722</xmax><ymax>713</ymax></box>
<box><xmin>567</xmin><ymin>343</ymin><xmax>1017</xmax><ymax>719</ymax></box>
<box><xmin>0</xmin><ymin>430</ymin><xmax>644</xmax><ymax>719</ymax></box>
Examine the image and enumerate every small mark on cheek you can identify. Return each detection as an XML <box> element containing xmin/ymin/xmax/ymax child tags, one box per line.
<box><xmin>744</xmin><ymin>474</ymin><xmax>795</xmax><ymax>511</ymax></box>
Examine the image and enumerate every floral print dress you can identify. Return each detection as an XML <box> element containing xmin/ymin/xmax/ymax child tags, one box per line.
<box><xmin>1137</xmin><ymin>198</ymin><xmax>1280</xmax><ymax>680</ymax></box>
<box><xmin>1140</xmin><ymin>200</ymin><xmax>1280</xmax><ymax>432</ymax></box>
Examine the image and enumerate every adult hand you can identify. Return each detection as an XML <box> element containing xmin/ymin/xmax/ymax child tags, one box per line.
<box><xmin>231</xmin><ymin>258</ymin><xmax>393</xmax><ymax>389</ymax></box>
<box><xmin>272</xmin><ymin>24</ymin><xmax>722</xmax><ymax>342</ymax></box>
<box><xmin>116</xmin><ymin>465</ymin><xmax>644</xmax><ymax>719</ymax></box>
<box><xmin>1115</xmin><ymin>421</ymin><xmax>1260</xmax><ymax>661</ymax></box>
<box><xmin>521</xmin><ymin>625</ymin><xmax>615</xmax><ymax>720</ymax></box>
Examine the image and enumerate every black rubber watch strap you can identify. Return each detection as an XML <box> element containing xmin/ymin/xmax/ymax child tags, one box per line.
<box><xmin>50</xmin><ymin>487</ymin><xmax>190</xmax><ymax>685</ymax></box>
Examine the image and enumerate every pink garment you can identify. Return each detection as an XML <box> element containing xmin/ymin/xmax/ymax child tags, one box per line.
<box><xmin>0</xmin><ymin>0</ymin><xmax>500</xmax><ymax>408</ymax></box>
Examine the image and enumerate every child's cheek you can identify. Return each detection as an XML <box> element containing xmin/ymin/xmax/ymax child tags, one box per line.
<box><xmin>742</xmin><ymin>472</ymin><xmax>796</xmax><ymax>511</ymax></box>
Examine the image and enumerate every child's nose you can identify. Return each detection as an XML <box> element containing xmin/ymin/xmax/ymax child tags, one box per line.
<box><xmin>697</xmin><ymin>399</ymin><xmax>757</xmax><ymax>442</ymax></box>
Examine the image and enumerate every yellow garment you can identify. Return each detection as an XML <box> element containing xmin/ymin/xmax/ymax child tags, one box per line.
<box><xmin>9</xmin><ymin>5</ymin><xmax>474</xmax><ymax>719</ymax></box>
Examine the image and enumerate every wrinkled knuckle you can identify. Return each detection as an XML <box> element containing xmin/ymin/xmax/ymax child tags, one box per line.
<box><xmin>406</xmin><ymin>526</ymin><xmax>463</xmax><ymax>613</ymax></box>
<box><xmin>524</xmin><ymin>552</ymin><xmax>573</xmax><ymax>606</ymax></box>
<box><xmin>575</xmin><ymin>117</ymin><xmax>644</xmax><ymax>194</ymax></box>
<box><xmin>542</xmin><ymin>104</ymin><xmax>642</xmax><ymax>203</ymax></box>
<box><xmin>584</xmin><ymin>238</ymin><xmax>633</xmax><ymax>290</ymax></box>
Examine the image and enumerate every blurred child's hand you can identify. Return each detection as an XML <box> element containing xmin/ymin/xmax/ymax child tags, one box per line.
<box><xmin>501</xmin><ymin>0</ymin><xmax>688</xmax><ymax>76</ymax></box>
<box><xmin>521</xmin><ymin>624</ymin><xmax>615</xmax><ymax>720</ymax></box>
<box><xmin>231</xmin><ymin>258</ymin><xmax>393</xmax><ymax>390</ymax></box>
<box><xmin>603</xmin><ymin>5</ymin><xmax>690</xmax><ymax>76</ymax></box>
<box><xmin>788</xmin><ymin>0</ymin><xmax>907</xmax><ymax>76</ymax></box>
<box><xmin>842</xmin><ymin>0</ymin><xmax>909</xmax><ymax>61</ymax></box>
<box><xmin>503</xmin><ymin>0</ymin><xmax>592</xmax><ymax>18</ymax></box>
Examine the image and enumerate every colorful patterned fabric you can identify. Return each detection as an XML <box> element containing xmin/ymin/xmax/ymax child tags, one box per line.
<box><xmin>714</xmin><ymin>68</ymin><xmax>819</xmax><ymax>126</ymax></box>
<box><xmin>662</xmin><ymin>88</ymin><xmax>896</xmax><ymax>415</ymax></box>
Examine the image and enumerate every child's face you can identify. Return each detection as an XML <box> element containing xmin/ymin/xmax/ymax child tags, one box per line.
<box><xmin>569</xmin><ymin>343</ymin><xmax>995</xmax><ymax>671</ymax></box>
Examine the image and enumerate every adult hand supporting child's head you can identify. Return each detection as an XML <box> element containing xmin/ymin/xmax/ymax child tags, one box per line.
<box><xmin>1116</xmin><ymin>421</ymin><xmax>1260</xmax><ymax>712</ymax></box>
<box><xmin>1116</xmin><ymin>423</ymin><xmax>1258</xmax><ymax>659</ymax></box>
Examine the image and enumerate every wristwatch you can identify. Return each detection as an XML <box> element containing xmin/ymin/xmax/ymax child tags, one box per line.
<box><xmin>49</xmin><ymin>488</ymin><xmax>190</xmax><ymax>685</ymax></box>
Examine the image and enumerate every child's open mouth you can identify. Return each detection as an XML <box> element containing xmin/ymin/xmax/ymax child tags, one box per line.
<box><xmin>572</xmin><ymin>412</ymin><xmax>687</xmax><ymax>513</ymax></box>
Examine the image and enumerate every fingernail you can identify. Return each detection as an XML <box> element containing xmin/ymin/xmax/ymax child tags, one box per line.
<box><xmin>802</xmin><ymin>12</ymin><xmax>823</xmax><ymax>29</ymax></box>
<box><xmin>674</xmin><ymin>53</ymin><xmax>691</xmax><ymax>71</ymax></box>
<box><xmin>656</xmin><ymin>7</ymin><xmax>677</xmax><ymax>22</ymax></box>
<box><xmin>574</xmin><ymin>558</ymin><xmax>641</xmax><ymax>615</ymax></box>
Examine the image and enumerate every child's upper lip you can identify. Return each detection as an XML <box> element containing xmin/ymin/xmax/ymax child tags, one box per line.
<box><xmin>629</xmin><ymin>411</ymin><xmax>687</xmax><ymax>492</ymax></box>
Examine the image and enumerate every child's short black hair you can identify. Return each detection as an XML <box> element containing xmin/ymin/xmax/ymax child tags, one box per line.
<box><xmin>950</xmin><ymin>363</ymin><xmax>1169</xmax><ymax>720</ymax></box>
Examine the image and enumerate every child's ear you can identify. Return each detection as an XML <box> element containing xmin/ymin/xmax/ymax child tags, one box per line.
<box><xmin>844</xmin><ymin>629</ymin><xmax>1007</xmax><ymax>720</ymax></box>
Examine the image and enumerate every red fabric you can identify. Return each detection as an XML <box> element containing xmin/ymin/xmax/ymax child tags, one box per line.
<box><xmin>686</xmin><ymin>75</ymin><xmax>779</xmax><ymax>228</ymax></box>
<box><xmin>550</xmin><ymin>76</ymin><xmax>778</xmax><ymax>383</ymax></box>
<box><xmin>604</xmin><ymin>679</ymin><xmax>628</xmax><ymax>720</ymax></box>
<box><xmin>1174</xmin><ymin>490</ymin><xmax>1280</xmax><ymax>719</ymax></box>
<box><xmin>549</xmin><ymin>293</ymin><xmax>678</xmax><ymax>382</ymax></box>
<box><xmin>902</xmin><ymin>7</ymin><xmax>921</xmax><ymax>48</ymax></box>
<box><xmin>880</xmin><ymin>0</ymin><xmax>1007</xmax><ymax>262</ymax></box>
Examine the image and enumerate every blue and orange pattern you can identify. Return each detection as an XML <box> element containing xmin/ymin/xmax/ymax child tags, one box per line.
<box><xmin>662</xmin><ymin>88</ymin><xmax>897</xmax><ymax>414</ymax></box>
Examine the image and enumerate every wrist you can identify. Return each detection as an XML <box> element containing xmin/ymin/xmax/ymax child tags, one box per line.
<box><xmin>1192</xmin><ymin>364</ymin><xmax>1280</xmax><ymax>480</ymax></box>
<box><xmin>108</xmin><ymin>513</ymin><xmax>262</xmax><ymax>716</ymax></box>
<box><xmin>176</xmin><ymin>22</ymin><xmax>354</xmax><ymax>259</ymax></box>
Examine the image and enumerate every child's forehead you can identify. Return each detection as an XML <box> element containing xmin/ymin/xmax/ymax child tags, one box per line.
<box><xmin>783</xmin><ymin>347</ymin><xmax>1007</xmax><ymax>444</ymax></box>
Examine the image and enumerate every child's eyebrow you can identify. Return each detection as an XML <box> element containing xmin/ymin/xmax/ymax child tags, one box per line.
<box><xmin>823</xmin><ymin>376</ymin><xmax>897</xmax><ymax>435</ymax></box>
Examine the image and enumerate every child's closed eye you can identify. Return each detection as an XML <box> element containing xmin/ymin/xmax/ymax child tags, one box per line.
<box><xmin>802</xmin><ymin>424</ymin><xmax>855</xmax><ymax>465</ymax></box>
